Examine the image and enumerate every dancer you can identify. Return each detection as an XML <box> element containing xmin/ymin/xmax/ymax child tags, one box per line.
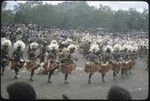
<box><xmin>43</xmin><ymin>40</ymin><xmax>60</xmax><ymax>83</ymax></box>
<box><xmin>11</xmin><ymin>40</ymin><xmax>25</xmax><ymax>79</ymax></box>
<box><xmin>26</xmin><ymin>42</ymin><xmax>40</xmax><ymax>81</ymax></box>
<box><xmin>84</xmin><ymin>43</ymin><xmax>100</xmax><ymax>83</ymax></box>
<box><xmin>60</xmin><ymin>44</ymin><xmax>77</xmax><ymax>84</ymax></box>
<box><xmin>1</xmin><ymin>38</ymin><xmax>12</xmax><ymax>76</ymax></box>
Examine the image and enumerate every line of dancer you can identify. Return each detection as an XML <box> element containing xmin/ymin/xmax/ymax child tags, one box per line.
<box><xmin>1</xmin><ymin>35</ymin><xmax>148</xmax><ymax>84</ymax></box>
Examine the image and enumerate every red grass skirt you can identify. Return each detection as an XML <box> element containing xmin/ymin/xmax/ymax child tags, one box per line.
<box><xmin>61</xmin><ymin>62</ymin><xmax>77</xmax><ymax>74</ymax></box>
<box><xmin>43</xmin><ymin>62</ymin><xmax>58</xmax><ymax>72</ymax></box>
<box><xmin>10</xmin><ymin>59</ymin><xmax>25</xmax><ymax>69</ymax></box>
<box><xmin>84</xmin><ymin>62</ymin><xmax>100</xmax><ymax>74</ymax></box>
<box><xmin>26</xmin><ymin>60</ymin><xmax>40</xmax><ymax>71</ymax></box>
<box><xmin>111</xmin><ymin>62</ymin><xmax>121</xmax><ymax>71</ymax></box>
<box><xmin>99</xmin><ymin>64</ymin><xmax>112</xmax><ymax>73</ymax></box>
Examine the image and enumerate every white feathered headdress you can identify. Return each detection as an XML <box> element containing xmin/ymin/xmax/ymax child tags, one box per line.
<box><xmin>14</xmin><ymin>40</ymin><xmax>25</xmax><ymax>50</ymax></box>
<box><xmin>132</xmin><ymin>45</ymin><xmax>138</xmax><ymax>51</ymax></box>
<box><xmin>51</xmin><ymin>40</ymin><xmax>58</xmax><ymax>44</ymax></box>
<box><xmin>122</xmin><ymin>44</ymin><xmax>129</xmax><ymax>50</ymax></box>
<box><xmin>48</xmin><ymin>43</ymin><xmax>59</xmax><ymax>50</ymax></box>
<box><xmin>64</xmin><ymin>38</ymin><xmax>73</xmax><ymax>44</ymax></box>
<box><xmin>30</xmin><ymin>42</ymin><xmax>39</xmax><ymax>49</ymax></box>
<box><xmin>1</xmin><ymin>37</ymin><xmax>7</xmax><ymax>42</ymax></box>
<box><xmin>89</xmin><ymin>43</ymin><xmax>100</xmax><ymax>53</ymax></box>
<box><xmin>122</xmin><ymin>43</ymin><xmax>133</xmax><ymax>51</ymax></box>
<box><xmin>113</xmin><ymin>43</ymin><xmax>122</xmax><ymax>51</ymax></box>
<box><xmin>1</xmin><ymin>38</ymin><xmax>12</xmax><ymax>47</ymax></box>
<box><xmin>126</xmin><ymin>44</ymin><xmax>138</xmax><ymax>52</ymax></box>
<box><xmin>82</xmin><ymin>35</ymin><xmax>92</xmax><ymax>42</ymax></box>
<box><xmin>103</xmin><ymin>45</ymin><xmax>114</xmax><ymax>52</ymax></box>
<box><xmin>67</xmin><ymin>44</ymin><xmax>77</xmax><ymax>51</ymax></box>
<box><xmin>61</xmin><ymin>41</ymin><xmax>66</xmax><ymax>44</ymax></box>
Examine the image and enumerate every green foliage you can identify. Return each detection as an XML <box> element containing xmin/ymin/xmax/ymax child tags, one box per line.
<box><xmin>2</xmin><ymin>1</ymin><xmax>7</xmax><ymax>11</ymax></box>
<box><xmin>1</xmin><ymin>10</ymin><xmax>14</xmax><ymax>24</ymax></box>
<box><xmin>1</xmin><ymin>1</ymin><xmax>149</xmax><ymax>32</ymax></box>
<box><xmin>111</xmin><ymin>10</ymin><xmax>129</xmax><ymax>32</ymax></box>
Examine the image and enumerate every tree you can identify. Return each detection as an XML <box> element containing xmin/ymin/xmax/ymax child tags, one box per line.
<box><xmin>2</xmin><ymin>1</ymin><xmax>7</xmax><ymax>11</ymax></box>
<box><xmin>111</xmin><ymin>10</ymin><xmax>128</xmax><ymax>32</ymax></box>
<box><xmin>1</xmin><ymin>1</ymin><xmax>148</xmax><ymax>33</ymax></box>
<box><xmin>1</xmin><ymin>1</ymin><xmax>15</xmax><ymax>24</ymax></box>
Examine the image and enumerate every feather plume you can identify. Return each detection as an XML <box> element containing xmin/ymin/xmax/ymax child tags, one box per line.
<box><xmin>103</xmin><ymin>45</ymin><xmax>114</xmax><ymax>52</ymax></box>
<box><xmin>1</xmin><ymin>38</ymin><xmax>12</xmax><ymax>47</ymax></box>
<box><xmin>89</xmin><ymin>43</ymin><xmax>100</xmax><ymax>52</ymax></box>
<box><xmin>51</xmin><ymin>40</ymin><xmax>58</xmax><ymax>44</ymax></box>
<box><xmin>48</xmin><ymin>43</ymin><xmax>59</xmax><ymax>50</ymax></box>
<box><xmin>14</xmin><ymin>40</ymin><xmax>25</xmax><ymax>50</ymax></box>
<box><xmin>30</xmin><ymin>42</ymin><xmax>38</xmax><ymax>49</ymax></box>
<box><xmin>67</xmin><ymin>44</ymin><xmax>77</xmax><ymax>51</ymax></box>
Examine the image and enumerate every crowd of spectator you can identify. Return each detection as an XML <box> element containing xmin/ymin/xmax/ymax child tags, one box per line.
<box><xmin>1</xmin><ymin>24</ymin><xmax>148</xmax><ymax>45</ymax></box>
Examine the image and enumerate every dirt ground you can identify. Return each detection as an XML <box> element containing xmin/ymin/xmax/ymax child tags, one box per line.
<box><xmin>1</xmin><ymin>47</ymin><xmax>149</xmax><ymax>100</ymax></box>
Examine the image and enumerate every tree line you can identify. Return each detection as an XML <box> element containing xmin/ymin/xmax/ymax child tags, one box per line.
<box><xmin>1</xmin><ymin>1</ymin><xmax>149</xmax><ymax>32</ymax></box>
